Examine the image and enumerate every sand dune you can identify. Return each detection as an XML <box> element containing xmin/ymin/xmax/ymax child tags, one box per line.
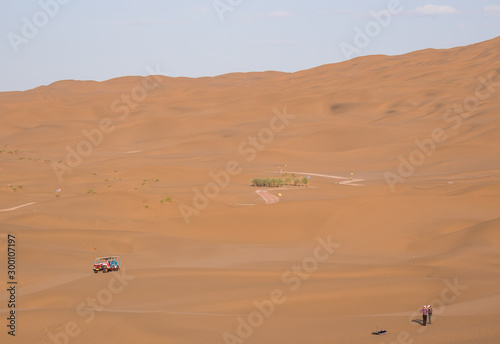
<box><xmin>1</xmin><ymin>37</ymin><xmax>500</xmax><ymax>343</ymax></box>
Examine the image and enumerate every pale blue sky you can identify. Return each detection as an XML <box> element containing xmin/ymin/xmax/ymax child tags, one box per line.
<box><xmin>0</xmin><ymin>0</ymin><xmax>499</xmax><ymax>92</ymax></box>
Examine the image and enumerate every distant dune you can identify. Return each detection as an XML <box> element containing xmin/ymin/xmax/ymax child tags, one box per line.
<box><xmin>1</xmin><ymin>37</ymin><xmax>500</xmax><ymax>344</ymax></box>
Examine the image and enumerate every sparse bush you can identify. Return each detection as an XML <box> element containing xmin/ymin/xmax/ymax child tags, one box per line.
<box><xmin>160</xmin><ymin>197</ymin><xmax>172</xmax><ymax>203</ymax></box>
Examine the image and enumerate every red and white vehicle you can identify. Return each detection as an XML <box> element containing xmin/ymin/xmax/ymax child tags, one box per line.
<box><xmin>93</xmin><ymin>256</ymin><xmax>121</xmax><ymax>273</ymax></box>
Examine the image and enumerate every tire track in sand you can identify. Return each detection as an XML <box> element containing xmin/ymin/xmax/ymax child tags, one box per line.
<box><xmin>0</xmin><ymin>202</ymin><xmax>37</xmax><ymax>212</ymax></box>
<box><xmin>265</xmin><ymin>171</ymin><xmax>365</xmax><ymax>186</ymax></box>
<box><xmin>255</xmin><ymin>189</ymin><xmax>279</xmax><ymax>204</ymax></box>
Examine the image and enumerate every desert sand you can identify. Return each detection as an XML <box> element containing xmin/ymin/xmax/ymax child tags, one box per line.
<box><xmin>1</xmin><ymin>36</ymin><xmax>500</xmax><ymax>344</ymax></box>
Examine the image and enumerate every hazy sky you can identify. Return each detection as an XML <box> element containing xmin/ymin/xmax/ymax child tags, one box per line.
<box><xmin>0</xmin><ymin>0</ymin><xmax>499</xmax><ymax>92</ymax></box>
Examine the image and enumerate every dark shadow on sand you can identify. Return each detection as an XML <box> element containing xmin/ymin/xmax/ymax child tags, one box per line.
<box><xmin>411</xmin><ymin>319</ymin><xmax>426</xmax><ymax>326</ymax></box>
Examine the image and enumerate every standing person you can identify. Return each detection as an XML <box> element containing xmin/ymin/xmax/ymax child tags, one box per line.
<box><xmin>428</xmin><ymin>305</ymin><xmax>433</xmax><ymax>324</ymax></box>
<box><xmin>420</xmin><ymin>305</ymin><xmax>428</xmax><ymax>326</ymax></box>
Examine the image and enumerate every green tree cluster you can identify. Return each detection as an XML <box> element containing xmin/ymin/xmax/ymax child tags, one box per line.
<box><xmin>251</xmin><ymin>177</ymin><xmax>308</xmax><ymax>187</ymax></box>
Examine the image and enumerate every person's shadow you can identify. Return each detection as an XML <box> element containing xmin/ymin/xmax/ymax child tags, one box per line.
<box><xmin>412</xmin><ymin>319</ymin><xmax>425</xmax><ymax>326</ymax></box>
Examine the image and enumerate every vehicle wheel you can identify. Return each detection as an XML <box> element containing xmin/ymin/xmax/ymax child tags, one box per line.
<box><xmin>94</xmin><ymin>270</ymin><xmax>97</xmax><ymax>274</ymax></box>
